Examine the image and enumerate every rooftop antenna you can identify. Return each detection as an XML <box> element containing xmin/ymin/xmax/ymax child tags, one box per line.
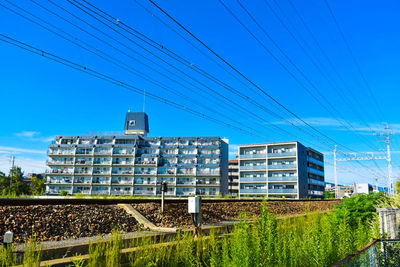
<box><xmin>143</xmin><ymin>88</ymin><xmax>146</xmax><ymax>112</ymax></box>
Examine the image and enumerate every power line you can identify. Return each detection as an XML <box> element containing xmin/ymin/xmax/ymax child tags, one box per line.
<box><xmin>148</xmin><ymin>0</ymin><xmax>357</xmax><ymax>152</ymax></box>
<box><xmin>284</xmin><ymin>0</ymin><xmax>377</xmax><ymax>130</ymax></box>
<box><xmin>222</xmin><ymin>0</ymin><xmax>379</xmax><ymax>152</ymax></box>
<box><xmin>0</xmin><ymin>33</ymin><xmax>270</xmax><ymax>140</ymax></box>
<box><xmin>323</xmin><ymin>0</ymin><xmax>386</xmax><ymax>122</ymax></box>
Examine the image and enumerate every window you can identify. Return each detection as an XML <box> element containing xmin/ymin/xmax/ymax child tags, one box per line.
<box><xmin>129</xmin><ymin>120</ymin><xmax>136</xmax><ymax>126</ymax></box>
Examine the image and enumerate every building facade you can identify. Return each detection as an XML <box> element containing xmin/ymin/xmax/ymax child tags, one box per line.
<box><xmin>45</xmin><ymin>112</ymin><xmax>229</xmax><ymax>197</ymax></box>
<box><xmin>238</xmin><ymin>141</ymin><xmax>325</xmax><ymax>199</ymax></box>
<box><xmin>228</xmin><ymin>159</ymin><xmax>239</xmax><ymax>196</ymax></box>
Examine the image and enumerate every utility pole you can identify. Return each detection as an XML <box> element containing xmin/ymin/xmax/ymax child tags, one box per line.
<box><xmin>374</xmin><ymin>123</ymin><xmax>394</xmax><ymax>194</ymax></box>
<box><xmin>9</xmin><ymin>156</ymin><xmax>15</xmax><ymax>187</ymax></box>
<box><xmin>334</xmin><ymin>145</ymin><xmax>338</xmax><ymax>199</ymax></box>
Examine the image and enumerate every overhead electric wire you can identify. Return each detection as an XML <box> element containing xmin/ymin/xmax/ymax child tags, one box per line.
<box><xmin>0</xmin><ymin>33</ymin><xmax>269</xmax><ymax>140</ymax></box>
<box><xmin>262</xmin><ymin>0</ymin><xmax>375</xmax><ymax>135</ymax></box>
<box><xmin>147</xmin><ymin>0</ymin><xmax>363</xmax><ymax>153</ymax></box>
<box><xmin>222</xmin><ymin>0</ymin><xmax>379</xmax><ymax>152</ymax></box>
<box><xmin>2</xmin><ymin>0</ymin><xmax>290</xmax><ymax>143</ymax></box>
<box><xmin>285</xmin><ymin>0</ymin><xmax>379</xmax><ymax>128</ymax></box>
<box><xmin>3</xmin><ymin>0</ymin><xmax>332</xmax><ymax>151</ymax></box>
<box><xmin>323</xmin><ymin>0</ymin><xmax>386</xmax><ymax>122</ymax></box>
<box><xmin>64</xmin><ymin>0</ymin><xmax>339</xmax><ymax>149</ymax></box>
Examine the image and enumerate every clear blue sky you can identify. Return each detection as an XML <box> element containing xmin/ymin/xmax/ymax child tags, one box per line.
<box><xmin>1</xmin><ymin>0</ymin><xmax>400</xmax><ymax>187</ymax></box>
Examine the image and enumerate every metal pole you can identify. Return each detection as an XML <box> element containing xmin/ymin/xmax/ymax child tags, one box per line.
<box><xmin>334</xmin><ymin>145</ymin><xmax>338</xmax><ymax>199</ymax></box>
<box><xmin>161</xmin><ymin>190</ymin><xmax>165</xmax><ymax>213</ymax></box>
<box><xmin>385</xmin><ymin>123</ymin><xmax>393</xmax><ymax>194</ymax></box>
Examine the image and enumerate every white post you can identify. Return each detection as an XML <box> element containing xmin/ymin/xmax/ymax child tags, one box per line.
<box><xmin>334</xmin><ymin>145</ymin><xmax>338</xmax><ymax>199</ymax></box>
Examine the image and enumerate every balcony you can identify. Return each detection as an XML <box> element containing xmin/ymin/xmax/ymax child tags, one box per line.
<box><xmin>308</xmin><ymin>190</ymin><xmax>324</xmax><ymax>195</ymax></box>
<box><xmin>197</xmin><ymin>181</ymin><xmax>219</xmax><ymax>186</ymax></box>
<box><xmin>93</xmin><ymin>170</ymin><xmax>111</xmax><ymax>175</ymax></box>
<box><xmin>308</xmin><ymin>178</ymin><xmax>325</xmax><ymax>186</ymax></box>
<box><xmin>75</xmin><ymin>160</ymin><xmax>92</xmax><ymax>165</ymax></box>
<box><xmin>176</xmin><ymin>181</ymin><xmax>195</xmax><ymax>186</ymax></box>
<box><xmin>48</xmin><ymin>150</ymin><xmax>74</xmax><ymax>156</ymax></box>
<box><xmin>158</xmin><ymin>169</ymin><xmax>176</xmax><ymax>175</ymax></box>
<box><xmin>268</xmin><ymin>188</ymin><xmax>297</xmax><ymax>194</ymax></box>
<box><xmin>197</xmin><ymin>170</ymin><xmax>220</xmax><ymax>176</ymax></box>
<box><xmin>240</xmin><ymin>153</ymin><xmax>266</xmax><ymax>159</ymax></box>
<box><xmin>112</xmin><ymin>170</ymin><xmax>133</xmax><ymax>175</ymax></box>
<box><xmin>268</xmin><ymin>176</ymin><xmax>297</xmax><ymax>182</ymax></box>
<box><xmin>94</xmin><ymin>150</ymin><xmax>111</xmax><ymax>155</ymax></box>
<box><xmin>135</xmin><ymin>159</ymin><xmax>157</xmax><ymax>166</ymax></box>
<box><xmin>307</xmin><ymin>167</ymin><xmax>324</xmax><ymax>176</ymax></box>
<box><xmin>135</xmin><ymin>170</ymin><xmax>157</xmax><ymax>175</ymax></box>
<box><xmin>240</xmin><ymin>177</ymin><xmax>267</xmax><ymax>182</ymax></box>
<box><xmin>47</xmin><ymin>160</ymin><xmax>74</xmax><ymax>165</ymax></box>
<box><xmin>93</xmin><ymin>161</ymin><xmax>111</xmax><ymax>165</ymax></box>
<box><xmin>308</xmin><ymin>156</ymin><xmax>324</xmax><ymax>166</ymax></box>
<box><xmin>177</xmin><ymin>169</ymin><xmax>195</xmax><ymax>175</ymax></box>
<box><xmin>46</xmin><ymin>169</ymin><xmax>72</xmax><ymax>174</ymax></box>
<box><xmin>240</xmin><ymin>188</ymin><xmax>267</xmax><ymax>194</ymax></box>
<box><xmin>74</xmin><ymin>179</ymin><xmax>91</xmax><ymax>184</ymax></box>
<box><xmin>75</xmin><ymin>170</ymin><xmax>92</xmax><ymax>175</ymax></box>
<box><xmin>268</xmin><ymin>152</ymin><xmax>296</xmax><ymax>158</ymax></box>
<box><xmin>268</xmin><ymin>164</ymin><xmax>297</xmax><ymax>170</ymax></box>
<box><xmin>240</xmin><ymin>165</ymin><xmax>266</xmax><ymax>171</ymax></box>
<box><xmin>112</xmin><ymin>161</ymin><xmax>133</xmax><ymax>165</ymax></box>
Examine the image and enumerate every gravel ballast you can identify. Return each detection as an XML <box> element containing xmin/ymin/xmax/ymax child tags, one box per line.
<box><xmin>133</xmin><ymin>200</ymin><xmax>341</xmax><ymax>228</ymax></box>
<box><xmin>0</xmin><ymin>205</ymin><xmax>140</xmax><ymax>243</ymax></box>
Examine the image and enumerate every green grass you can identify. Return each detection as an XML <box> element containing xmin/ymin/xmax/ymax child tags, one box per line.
<box><xmin>0</xmin><ymin>197</ymin><xmax>380</xmax><ymax>266</ymax></box>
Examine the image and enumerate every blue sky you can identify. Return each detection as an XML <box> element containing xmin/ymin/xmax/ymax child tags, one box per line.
<box><xmin>1</xmin><ymin>0</ymin><xmax>400</xmax><ymax>187</ymax></box>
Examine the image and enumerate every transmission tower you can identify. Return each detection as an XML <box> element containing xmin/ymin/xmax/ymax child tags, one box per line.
<box><xmin>374</xmin><ymin>123</ymin><xmax>394</xmax><ymax>194</ymax></box>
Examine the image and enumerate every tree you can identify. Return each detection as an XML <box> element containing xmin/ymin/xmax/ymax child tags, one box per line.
<box><xmin>30</xmin><ymin>176</ymin><xmax>45</xmax><ymax>195</ymax></box>
<box><xmin>396</xmin><ymin>180</ymin><xmax>400</xmax><ymax>194</ymax></box>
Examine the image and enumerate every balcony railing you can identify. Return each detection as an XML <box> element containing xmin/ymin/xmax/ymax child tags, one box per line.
<box><xmin>48</xmin><ymin>160</ymin><xmax>74</xmax><ymax>165</ymax></box>
<box><xmin>112</xmin><ymin>170</ymin><xmax>133</xmax><ymax>175</ymax></box>
<box><xmin>240</xmin><ymin>177</ymin><xmax>267</xmax><ymax>182</ymax></box>
<box><xmin>112</xmin><ymin>161</ymin><xmax>133</xmax><ymax>165</ymax></box>
<box><xmin>197</xmin><ymin>171</ymin><xmax>220</xmax><ymax>175</ymax></box>
<box><xmin>268</xmin><ymin>164</ymin><xmax>297</xmax><ymax>170</ymax></box>
<box><xmin>94</xmin><ymin>150</ymin><xmax>111</xmax><ymax>155</ymax></box>
<box><xmin>75</xmin><ymin>170</ymin><xmax>92</xmax><ymax>175</ymax></box>
<box><xmin>134</xmin><ymin>190</ymin><xmax>155</xmax><ymax>195</ymax></box>
<box><xmin>48</xmin><ymin>150</ymin><xmax>75</xmax><ymax>155</ymax></box>
<box><xmin>240</xmin><ymin>188</ymin><xmax>267</xmax><ymax>194</ymax></box>
<box><xmin>267</xmin><ymin>152</ymin><xmax>296</xmax><ymax>158</ymax></box>
<box><xmin>307</xmin><ymin>167</ymin><xmax>324</xmax><ymax>176</ymax></box>
<box><xmin>135</xmin><ymin>171</ymin><xmax>157</xmax><ymax>175</ymax></box>
<box><xmin>307</xmin><ymin>156</ymin><xmax>324</xmax><ymax>166</ymax></box>
<box><xmin>308</xmin><ymin>178</ymin><xmax>325</xmax><ymax>186</ymax></box>
<box><xmin>268</xmin><ymin>176</ymin><xmax>297</xmax><ymax>182</ymax></box>
<box><xmin>176</xmin><ymin>181</ymin><xmax>196</xmax><ymax>185</ymax></box>
<box><xmin>308</xmin><ymin>190</ymin><xmax>324</xmax><ymax>195</ymax></box>
<box><xmin>268</xmin><ymin>188</ymin><xmax>297</xmax><ymax>194</ymax></box>
<box><xmin>240</xmin><ymin>165</ymin><xmax>266</xmax><ymax>171</ymax></box>
<box><xmin>240</xmin><ymin>153</ymin><xmax>266</xmax><ymax>159</ymax></box>
<box><xmin>47</xmin><ymin>169</ymin><xmax>72</xmax><ymax>174</ymax></box>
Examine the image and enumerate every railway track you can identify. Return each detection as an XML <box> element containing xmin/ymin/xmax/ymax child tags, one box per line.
<box><xmin>0</xmin><ymin>197</ymin><xmax>338</xmax><ymax>206</ymax></box>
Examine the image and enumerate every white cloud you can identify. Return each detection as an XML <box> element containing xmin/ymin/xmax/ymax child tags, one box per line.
<box><xmin>16</xmin><ymin>131</ymin><xmax>40</xmax><ymax>138</ymax></box>
<box><xmin>15</xmin><ymin>131</ymin><xmax>54</xmax><ymax>143</ymax></box>
<box><xmin>0</xmin><ymin>146</ymin><xmax>46</xmax><ymax>155</ymax></box>
<box><xmin>0</xmin><ymin>155</ymin><xmax>46</xmax><ymax>174</ymax></box>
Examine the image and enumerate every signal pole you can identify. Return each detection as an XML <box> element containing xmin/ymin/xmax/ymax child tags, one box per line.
<box><xmin>374</xmin><ymin>123</ymin><xmax>394</xmax><ymax>194</ymax></box>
